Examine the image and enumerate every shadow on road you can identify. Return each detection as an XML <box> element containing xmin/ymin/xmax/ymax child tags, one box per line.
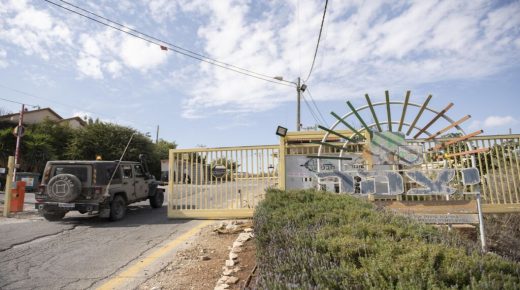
<box><xmin>55</xmin><ymin>204</ymin><xmax>190</xmax><ymax>228</ymax></box>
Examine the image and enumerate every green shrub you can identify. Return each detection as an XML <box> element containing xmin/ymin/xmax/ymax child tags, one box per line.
<box><xmin>254</xmin><ymin>189</ymin><xmax>520</xmax><ymax>289</ymax></box>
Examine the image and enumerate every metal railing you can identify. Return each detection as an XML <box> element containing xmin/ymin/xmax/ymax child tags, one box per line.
<box><xmin>168</xmin><ymin>145</ymin><xmax>280</xmax><ymax>219</ymax></box>
<box><xmin>168</xmin><ymin>135</ymin><xmax>520</xmax><ymax>218</ymax></box>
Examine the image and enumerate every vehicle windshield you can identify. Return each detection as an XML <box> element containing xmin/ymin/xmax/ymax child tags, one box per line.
<box><xmin>50</xmin><ymin>165</ymin><xmax>91</xmax><ymax>184</ymax></box>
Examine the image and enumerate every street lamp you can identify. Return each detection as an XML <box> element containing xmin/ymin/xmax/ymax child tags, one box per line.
<box><xmin>276</xmin><ymin>126</ymin><xmax>288</xmax><ymax>137</ymax></box>
<box><xmin>273</xmin><ymin>76</ymin><xmax>307</xmax><ymax>131</ymax></box>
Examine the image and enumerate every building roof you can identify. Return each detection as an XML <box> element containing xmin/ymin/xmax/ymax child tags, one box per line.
<box><xmin>0</xmin><ymin>107</ymin><xmax>85</xmax><ymax>128</ymax></box>
<box><xmin>59</xmin><ymin>116</ymin><xmax>87</xmax><ymax>127</ymax></box>
<box><xmin>0</xmin><ymin>107</ymin><xmax>63</xmax><ymax>120</ymax></box>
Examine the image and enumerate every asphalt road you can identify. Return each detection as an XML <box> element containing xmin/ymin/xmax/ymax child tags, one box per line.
<box><xmin>0</xmin><ymin>201</ymin><xmax>209</xmax><ymax>290</ymax></box>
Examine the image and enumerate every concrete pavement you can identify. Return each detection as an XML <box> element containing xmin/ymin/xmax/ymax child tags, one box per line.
<box><xmin>0</xmin><ymin>196</ymin><xmax>213</xmax><ymax>290</ymax></box>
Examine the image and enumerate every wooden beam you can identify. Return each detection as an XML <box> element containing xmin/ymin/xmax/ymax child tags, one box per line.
<box><xmin>424</xmin><ymin>115</ymin><xmax>471</xmax><ymax>141</ymax></box>
<box><xmin>346</xmin><ymin>101</ymin><xmax>372</xmax><ymax>135</ymax></box>
<box><xmin>385</xmin><ymin>90</ymin><xmax>392</xmax><ymax>131</ymax></box>
<box><xmin>398</xmin><ymin>91</ymin><xmax>410</xmax><ymax>132</ymax></box>
<box><xmin>406</xmin><ymin>95</ymin><xmax>432</xmax><ymax>136</ymax></box>
<box><xmin>365</xmin><ymin>94</ymin><xmax>382</xmax><ymax>132</ymax></box>
<box><xmin>318</xmin><ymin>125</ymin><xmax>354</xmax><ymax>143</ymax></box>
<box><xmin>413</xmin><ymin>102</ymin><xmax>454</xmax><ymax>139</ymax></box>
<box><xmin>330</xmin><ymin>111</ymin><xmax>365</xmax><ymax>140</ymax></box>
<box><xmin>430</xmin><ymin>130</ymin><xmax>484</xmax><ymax>151</ymax></box>
<box><xmin>306</xmin><ymin>155</ymin><xmax>353</xmax><ymax>160</ymax></box>
<box><xmin>444</xmin><ymin>147</ymin><xmax>490</xmax><ymax>158</ymax></box>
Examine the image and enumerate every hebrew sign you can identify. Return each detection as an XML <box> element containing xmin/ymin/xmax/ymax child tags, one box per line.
<box><xmin>315</xmin><ymin>168</ymin><xmax>479</xmax><ymax>195</ymax></box>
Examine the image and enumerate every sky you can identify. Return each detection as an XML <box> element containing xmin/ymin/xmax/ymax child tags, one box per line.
<box><xmin>0</xmin><ymin>0</ymin><xmax>519</xmax><ymax>148</ymax></box>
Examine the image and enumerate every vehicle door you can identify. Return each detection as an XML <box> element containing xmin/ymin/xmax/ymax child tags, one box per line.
<box><xmin>133</xmin><ymin>164</ymin><xmax>149</xmax><ymax>199</ymax></box>
<box><xmin>120</xmin><ymin>164</ymin><xmax>136</xmax><ymax>201</ymax></box>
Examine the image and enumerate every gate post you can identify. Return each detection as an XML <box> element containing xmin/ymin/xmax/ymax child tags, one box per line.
<box><xmin>168</xmin><ymin>149</ymin><xmax>174</xmax><ymax>218</ymax></box>
<box><xmin>279</xmin><ymin>136</ymin><xmax>286</xmax><ymax>190</ymax></box>
<box><xmin>3</xmin><ymin>156</ymin><xmax>15</xmax><ymax>217</ymax></box>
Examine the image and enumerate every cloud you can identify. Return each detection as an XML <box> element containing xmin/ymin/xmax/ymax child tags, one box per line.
<box><xmin>119</xmin><ymin>37</ymin><xmax>168</xmax><ymax>71</ymax></box>
<box><xmin>105</xmin><ymin>60</ymin><xmax>123</xmax><ymax>78</ymax></box>
<box><xmin>483</xmin><ymin>116</ymin><xmax>518</xmax><ymax>128</ymax></box>
<box><xmin>1</xmin><ymin>0</ymin><xmax>519</xmax><ymax>122</ymax></box>
<box><xmin>76</xmin><ymin>55</ymin><xmax>103</xmax><ymax>79</ymax></box>
<box><xmin>0</xmin><ymin>1</ymin><xmax>169</xmax><ymax>79</ymax></box>
<box><xmin>0</xmin><ymin>48</ymin><xmax>7</xmax><ymax>68</ymax></box>
<box><xmin>0</xmin><ymin>0</ymin><xmax>72</xmax><ymax>60</ymax></box>
<box><xmin>175</xmin><ymin>0</ymin><xmax>520</xmax><ymax>118</ymax></box>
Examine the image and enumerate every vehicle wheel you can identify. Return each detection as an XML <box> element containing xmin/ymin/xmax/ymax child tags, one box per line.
<box><xmin>149</xmin><ymin>191</ymin><xmax>164</xmax><ymax>208</ymax></box>
<box><xmin>47</xmin><ymin>174</ymin><xmax>82</xmax><ymax>203</ymax></box>
<box><xmin>43</xmin><ymin>211</ymin><xmax>66</xmax><ymax>221</ymax></box>
<box><xmin>78</xmin><ymin>210</ymin><xmax>87</xmax><ymax>214</ymax></box>
<box><xmin>109</xmin><ymin>195</ymin><xmax>126</xmax><ymax>221</ymax></box>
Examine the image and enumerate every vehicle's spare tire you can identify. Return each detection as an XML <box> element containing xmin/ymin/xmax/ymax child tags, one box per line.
<box><xmin>47</xmin><ymin>174</ymin><xmax>82</xmax><ymax>202</ymax></box>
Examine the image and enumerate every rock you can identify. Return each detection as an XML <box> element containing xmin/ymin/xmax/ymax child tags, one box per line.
<box><xmin>232</xmin><ymin>241</ymin><xmax>243</xmax><ymax>248</ymax></box>
<box><xmin>151</xmin><ymin>287</ymin><xmax>162</xmax><ymax>290</ymax></box>
<box><xmin>237</xmin><ymin>233</ymin><xmax>252</xmax><ymax>242</ymax></box>
<box><xmin>214</xmin><ymin>284</ymin><xmax>229</xmax><ymax>290</ymax></box>
<box><xmin>244</xmin><ymin>228</ymin><xmax>253</xmax><ymax>233</ymax></box>
<box><xmin>225</xmin><ymin>259</ymin><xmax>235</xmax><ymax>267</ymax></box>
<box><xmin>217</xmin><ymin>276</ymin><xmax>228</xmax><ymax>285</ymax></box>
<box><xmin>227</xmin><ymin>276</ymin><xmax>239</xmax><ymax>284</ymax></box>
<box><xmin>231</xmin><ymin>247</ymin><xmax>242</xmax><ymax>253</ymax></box>
<box><xmin>223</xmin><ymin>269</ymin><xmax>233</xmax><ymax>276</ymax></box>
<box><xmin>199</xmin><ymin>255</ymin><xmax>210</xmax><ymax>261</ymax></box>
<box><xmin>233</xmin><ymin>266</ymin><xmax>241</xmax><ymax>272</ymax></box>
<box><xmin>229</xmin><ymin>253</ymin><xmax>238</xmax><ymax>260</ymax></box>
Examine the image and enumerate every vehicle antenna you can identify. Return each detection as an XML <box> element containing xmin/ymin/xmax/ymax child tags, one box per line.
<box><xmin>104</xmin><ymin>132</ymin><xmax>137</xmax><ymax>196</ymax></box>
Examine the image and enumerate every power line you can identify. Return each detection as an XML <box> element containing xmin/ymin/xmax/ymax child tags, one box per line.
<box><xmin>0</xmin><ymin>83</ymin><xmax>119</xmax><ymax>122</ymax></box>
<box><xmin>301</xmin><ymin>94</ymin><xmax>321</xmax><ymax>126</ymax></box>
<box><xmin>306</xmin><ymin>88</ymin><xmax>328</xmax><ymax>126</ymax></box>
<box><xmin>57</xmin><ymin>0</ymin><xmax>290</xmax><ymax>84</ymax></box>
<box><xmin>0</xmin><ymin>96</ymin><xmax>39</xmax><ymax>108</ymax></box>
<box><xmin>304</xmin><ymin>0</ymin><xmax>328</xmax><ymax>83</ymax></box>
<box><xmin>42</xmin><ymin>0</ymin><xmax>295</xmax><ymax>88</ymax></box>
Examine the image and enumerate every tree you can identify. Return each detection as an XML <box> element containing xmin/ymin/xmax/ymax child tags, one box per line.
<box><xmin>0</xmin><ymin>107</ymin><xmax>11</xmax><ymax>116</ymax></box>
<box><xmin>149</xmin><ymin>139</ymin><xmax>177</xmax><ymax>178</ymax></box>
<box><xmin>64</xmin><ymin>122</ymin><xmax>176</xmax><ymax>178</ymax></box>
<box><xmin>65</xmin><ymin>122</ymin><xmax>152</xmax><ymax>161</ymax></box>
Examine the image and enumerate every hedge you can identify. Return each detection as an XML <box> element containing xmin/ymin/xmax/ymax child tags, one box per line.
<box><xmin>254</xmin><ymin>189</ymin><xmax>520</xmax><ymax>289</ymax></box>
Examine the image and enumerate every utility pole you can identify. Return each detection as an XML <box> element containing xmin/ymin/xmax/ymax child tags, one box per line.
<box><xmin>156</xmin><ymin>125</ymin><xmax>159</xmax><ymax>144</ymax></box>
<box><xmin>13</xmin><ymin>104</ymin><xmax>24</xmax><ymax>183</ymax></box>
<box><xmin>296</xmin><ymin>77</ymin><xmax>301</xmax><ymax>131</ymax></box>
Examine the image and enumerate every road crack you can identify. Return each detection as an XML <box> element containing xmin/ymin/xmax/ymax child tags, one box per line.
<box><xmin>0</xmin><ymin>224</ymin><xmax>79</xmax><ymax>253</ymax></box>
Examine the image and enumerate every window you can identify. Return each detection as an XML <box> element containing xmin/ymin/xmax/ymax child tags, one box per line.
<box><xmin>96</xmin><ymin>163</ymin><xmax>121</xmax><ymax>184</ymax></box>
<box><xmin>122</xmin><ymin>165</ymin><xmax>133</xmax><ymax>179</ymax></box>
<box><xmin>52</xmin><ymin>166</ymin><xmax>90</xmax><ymax>183</ymax></box>
<box><xmin>134</xmin><ymin>165</ymin><xmax>146</xmax><ymax>177</ymax></box>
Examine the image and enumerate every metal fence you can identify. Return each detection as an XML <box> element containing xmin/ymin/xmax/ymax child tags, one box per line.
<box><xmin>168</xmin><ymin>145</ymin><xmax>280</xmax><ymax>219</ymax></box>
<box><xmin>169</xmin><ymin>134</ymin><xmax>520</xmax><ymax>218</ymax></box>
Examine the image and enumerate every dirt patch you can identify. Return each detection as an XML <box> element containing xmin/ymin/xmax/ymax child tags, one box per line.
<box><xmin>139</xmin><ymin>220</ymin><xmax>256</xmax><ymax>290</ymax></box>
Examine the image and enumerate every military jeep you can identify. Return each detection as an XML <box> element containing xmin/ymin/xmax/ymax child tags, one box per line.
<box><xmin>35</xmin><ymin>157</ymin><xmax>164</xmax><ymax>221</ymax></box>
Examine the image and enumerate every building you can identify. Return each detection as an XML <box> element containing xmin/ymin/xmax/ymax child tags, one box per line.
<box><xmin>0</xmin><ymin>107</ymin><xmax>86</xmax><ymax>129</ymax></box>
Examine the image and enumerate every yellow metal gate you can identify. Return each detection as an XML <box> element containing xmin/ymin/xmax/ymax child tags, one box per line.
<box><xmin>168</xmin><ymin>145</ymin><xmax>280</xmax><ymax>219</ymax></box>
